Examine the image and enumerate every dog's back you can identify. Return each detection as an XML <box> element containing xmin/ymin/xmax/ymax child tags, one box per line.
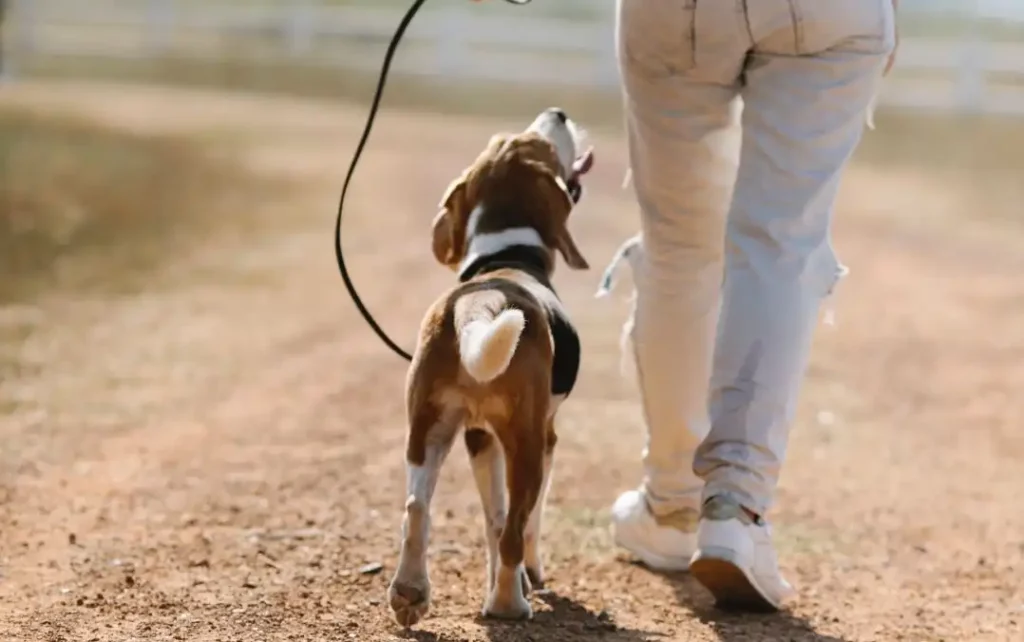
<box><xmin>408</xmin><ymin>272</ymin><xmax>554</xmax><ymax>432</ymax></box>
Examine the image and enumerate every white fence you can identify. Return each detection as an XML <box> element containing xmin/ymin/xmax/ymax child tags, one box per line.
<box><xmin>3</xmin><ymin>0</ymin><xmax>1024</xmax><ymax>116</ymax></box>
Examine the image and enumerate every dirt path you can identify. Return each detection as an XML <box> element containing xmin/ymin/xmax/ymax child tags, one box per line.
<box><xmin>1</xmin><ymin>81</ymin><xmax>1021</xmax><ymax>642</ymax></box>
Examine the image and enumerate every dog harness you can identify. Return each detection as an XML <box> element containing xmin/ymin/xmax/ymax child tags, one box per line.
<box><xmin>458</xmin><ymin>245</ymin><xmax>581</xmax><ymax>401</ymax></box>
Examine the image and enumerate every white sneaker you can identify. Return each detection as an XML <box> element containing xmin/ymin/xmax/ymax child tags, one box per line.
<box><xmin>610</xmin><ymin>488</ymin><xmax>699</xmax><ymax>571</ymax></box>
<box><xmin>689</xmin><ymin>495</ymin><xmax>795</xmax><ymax>611</ymax></box>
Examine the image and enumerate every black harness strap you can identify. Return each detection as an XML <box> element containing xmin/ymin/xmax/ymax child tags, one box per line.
<box><xmin>457</xmin><ymin>245</ymin><xmax>581</xmax><ymax>398</ymax></box>
<box><xmin>458</xmin><ymin>245</ymin><xmax>552</xmax><ymax>287</ymax></box>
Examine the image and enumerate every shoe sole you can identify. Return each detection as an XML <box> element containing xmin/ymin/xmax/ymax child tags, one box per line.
<box><xmin>689</xmin><ymin>549</ymin><xmax>780</xmax><ymax>613</ymax></box>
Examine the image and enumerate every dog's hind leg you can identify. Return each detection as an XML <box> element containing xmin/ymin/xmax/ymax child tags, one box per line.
<box><xmin>465</xmin><ymin>428</ymin><xmax>507</xmax><ymax>594</ymax></box>
<box><xmin>388</xmin><ymin>402</ymin><xmax>459</xmax><ymax>628</ymax></box>
<box><xmin>523</xmin><ymin>418</ymin><xmax>556</xmax><ymax>588</ymax></box>
<box><xmin>482</xmin><ymin>394</ymin><xmax>547</xmax><ymax>620</ymax></box>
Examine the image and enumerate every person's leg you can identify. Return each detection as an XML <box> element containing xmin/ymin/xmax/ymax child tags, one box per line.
<box><xmin>689</xmin><ymin>0</ymin><xmax>896</xmax><ymax>610</ymax></box>
<box><xmin>609</xmin><ymin>0</ymin><xmax>748</xmax><ymax>571</ymax></box>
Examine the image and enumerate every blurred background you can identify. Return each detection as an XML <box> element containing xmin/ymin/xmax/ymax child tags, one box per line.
<box><xmin>2</xmin><ymin>0</ymin><xmax>1023</xmax><ymax>115</ymax></box>
<box><xmin>1</xmin><ymin>2</ymin><xmax>1022</xmax><ymax>640</ymax></box>
<box><xmin>2</xmin><ymin>0</ymin><xmax>1023</xmax><ymax>297</ymax></box>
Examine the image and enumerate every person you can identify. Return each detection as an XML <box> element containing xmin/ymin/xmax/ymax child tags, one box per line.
<box><xmin>606</xmin><ymin>0</ymin><xmax>898</xmax><ymax>611</ymax></box>
<box><xmin>471</xmin><ymin>0</ymin><xmax>897</xmax><ymax>612</ymax></box>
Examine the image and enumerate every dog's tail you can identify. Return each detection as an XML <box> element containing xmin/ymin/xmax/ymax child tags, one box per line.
<box><xmin>457</xmin><ymin>293</ymin><xmax>525</xmax><ymax>384</ymax></box>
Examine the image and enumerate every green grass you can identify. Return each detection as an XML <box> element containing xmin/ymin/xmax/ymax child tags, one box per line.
<box><xmin>11</xmin><ymin>41</ymin><xmax>1024</xmax><ymax>231</ymax></box>
<box><xmin>857</xmin><ymin>109</ymin><xmax>1024</xmax><ymax>176</ymax></box>
<box><xmin>21</xmin><ymin>50</ymin><xmax>1024</xmax><ymax>153</ymax></box>
<box><xmin>0</xmin><ymin>107</ymin><xmax>261</xmax><ymax>302</ymax></box>
<box><xmin>17</xmin><ymin>52</ymin><xmax>624</xmax><ymax>127</ymax></box>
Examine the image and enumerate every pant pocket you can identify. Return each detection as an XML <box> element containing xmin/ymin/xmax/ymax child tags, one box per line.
<box><xmin>789</xmin><ymin>0</ymin><xmax>895</xmax><ymax>56</ymax></box>
<box><xmin>617</xmin><ymin>0</ymin><xmax>698</xmax><ymax>79</ymax></box>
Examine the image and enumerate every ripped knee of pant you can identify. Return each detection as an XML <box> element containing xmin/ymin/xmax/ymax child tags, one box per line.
<box><xmin>824</xmin><ymin>261</ymin><xmax>849</xmax><ymax>297</ymax></box>
<box><xmin>595</xmin><ymin>233</ymin><xmax>643</xmax><ymax>299</ymax></box>
<box><xmin>820</xmin><ymin>259</ymin><xmax>850</xmax><ymax>327</ymax></box>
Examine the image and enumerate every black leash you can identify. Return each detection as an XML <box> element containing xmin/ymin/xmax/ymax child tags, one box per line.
<box><xmin>334</xmin><ymin>0</ymin><xmax>533</xmax><ymax>362</ymax></box>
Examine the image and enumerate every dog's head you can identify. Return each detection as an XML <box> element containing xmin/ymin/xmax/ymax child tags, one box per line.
<box><xmin>431</xmin><ymin>107</ymin><xmax>594</xmax><ymax>273</ymax></box>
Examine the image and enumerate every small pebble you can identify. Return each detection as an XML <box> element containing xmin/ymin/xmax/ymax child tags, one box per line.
<box><xmin>359</xmin><ymin>562</ymin><xmax>384</xmax><ymax>576</ymax></box>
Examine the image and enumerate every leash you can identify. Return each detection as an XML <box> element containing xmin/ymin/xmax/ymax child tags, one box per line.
<box><xmin>334</xmin><ymin>0</ymin><xmax>533</xmax><ymax>362</ymax></box>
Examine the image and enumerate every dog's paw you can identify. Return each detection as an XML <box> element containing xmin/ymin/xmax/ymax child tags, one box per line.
<box><xmin>482</xmin><ymin>565</ymin><xmax>533</xmax><ymax>621</ymax></box>
<box><xmin>388</xmin><ymin>578</ymin><xmax>431</xmax><ymax>628</ymax></box>
<box><xmin>482</xmin><ymin>591</ymin><xmax>534</xmax><ymax>621</ymax></box>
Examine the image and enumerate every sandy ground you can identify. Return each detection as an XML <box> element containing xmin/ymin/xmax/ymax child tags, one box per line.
<box><xmin>0</xmin><ymin>81</ymin><xmax>1021</xmax><ymax>642</ymax></box>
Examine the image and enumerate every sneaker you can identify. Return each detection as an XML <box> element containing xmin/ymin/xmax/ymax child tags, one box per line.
<box><xmin>611</xmin><ymin>488</ymin><xmax>699</xmax><ymax>571</ymax></box>
<box><xmin>689</xmin><ymin>495</ymin><xmax>795</xmax><ymax>611</ymax></box>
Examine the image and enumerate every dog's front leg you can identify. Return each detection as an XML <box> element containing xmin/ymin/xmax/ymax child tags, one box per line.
<box><xmin>388</xmin><ymin>404</ymin><xmax>458</xmax><ymax>628</ymax></box>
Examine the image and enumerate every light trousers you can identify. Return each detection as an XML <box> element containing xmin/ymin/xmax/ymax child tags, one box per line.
<box><xmin>616</xmin><ymin>0</ymin><xmax>896</xmax><ymax>516</ymax></box>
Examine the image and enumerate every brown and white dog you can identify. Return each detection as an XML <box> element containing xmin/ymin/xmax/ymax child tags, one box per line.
<box><xmin>387</xmin><ymin>108</ymin><xmax>594</xmax><ymax>626</ymax></box>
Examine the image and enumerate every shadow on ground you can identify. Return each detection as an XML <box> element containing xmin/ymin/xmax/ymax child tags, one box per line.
<box><xmin>473</xmin><ymin>590</ymin><xmax>660</xmax><ymax>642</ymax></box>
<box><xmin>651</xmin><ymin>568</ymin><xmax>853</xmax><ymax>642</ymax></box>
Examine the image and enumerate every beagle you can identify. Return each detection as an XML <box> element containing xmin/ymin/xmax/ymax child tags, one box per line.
<box><xmin>387</xmin><ymin>107</ymin><xmax>594</xmax><ymax>626</ymax></box>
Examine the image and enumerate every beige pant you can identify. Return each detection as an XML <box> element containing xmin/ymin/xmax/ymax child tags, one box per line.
<box><xmin>616</xmin><ymin>0</ymin><xmax>896</xmax><ymax>516</ymax></box>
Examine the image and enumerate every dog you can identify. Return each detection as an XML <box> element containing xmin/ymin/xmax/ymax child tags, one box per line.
<box><xmin>387</xmin><ymin>107</ymin><xmax>594</xmax><ymax>627</ymax></box>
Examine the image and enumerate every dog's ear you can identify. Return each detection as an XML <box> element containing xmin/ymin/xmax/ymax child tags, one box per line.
<box><xmin>538</xmin><ymin>170</ymin><xmax>589</xmax><ymax>271</ymax></box>
<box><xmin>432</xmin><ymin>134</ymin><xmax>510</xmax><ymax>268</ymax></box>
<box><xmin>432</xmin><ymin>174</ymin><xmax>469</xmax><ymax>267</ymax></box>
